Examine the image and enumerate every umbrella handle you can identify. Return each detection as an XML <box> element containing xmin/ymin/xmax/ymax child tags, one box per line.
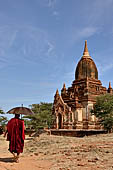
<box><xmin>21</xmin><ymin>104</ymin><xmax>23</xmax><ymax>119</ymax></box>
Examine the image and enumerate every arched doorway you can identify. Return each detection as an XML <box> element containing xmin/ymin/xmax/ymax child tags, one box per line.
<box><xmin>58</xmin><ymin>113</ymin><xmax>62</xmax><ymax>129</ymax></box>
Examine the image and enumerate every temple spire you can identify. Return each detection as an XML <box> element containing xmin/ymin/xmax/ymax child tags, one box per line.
<box><xmin>109</xmin><ymin>82</ymin><xmax>112</xmax><ymax>89</ymax></box>
<box><xmin>83</xmin><ymin>40</ymin><xmax>90</xmax><ymax>57</ymax></box>
<box><xmin>63</xmin><ymin>83</ymin><xmax>66</xmax><ymax>89</ymax></box>
<box><xmin>61</xmin><ymin>83</ymin><xmax>66</xmax><ymax>94</ymax></box>
<box><xmin>56</xmin><ymin>89</ymin><xmax>59</xmax><ymax>95</ymax></box>
<box><xmin>108</xmin><ymin>82</ymin><xmax>112</xmax><ymax>93</ymax></box>
<box><xmin>54</xmin><ymin>89</ymin><xmax>59</xmax><ymax>98</ymax></box>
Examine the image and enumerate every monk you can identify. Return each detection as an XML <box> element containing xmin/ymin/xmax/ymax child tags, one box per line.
<box><xmin>4</xmin><ymin>114</ymin><xmax>25</xmax><ymax>163</ymax></box>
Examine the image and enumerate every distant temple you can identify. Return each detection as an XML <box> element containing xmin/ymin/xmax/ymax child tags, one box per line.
<box><xmin>53</xmin><ymin>41</ymin><xmax>113</xmax><ymax>131</ymax></box>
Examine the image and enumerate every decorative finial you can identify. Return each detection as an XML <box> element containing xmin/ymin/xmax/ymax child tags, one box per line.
<box><xmin>54</xmin><ymin>89</ymin><xmax>59</xmax><ymax>99</ymax></box>
<box><xmin>56</xmin><ymin>89</ymin><xmax>59</xmax><ymax>95</ymax></box>
<box><xmin>109</xmin><ymin>82</ymin><xmax>112</xmax><ymax>89</ymax></box>
<box><xmin>61</xmin><ymin>83</ymin><xmax>66</xmax><ymax>94</ymax></box>
<box><xmin>83</xmin><ymin>40</ymin><xmax>90</xmax><ymax>57</ymax></box>
<box><xmin>63</xmin><ymin>83</ymin><xmax>66</xmax><ymax>89</ymax></box>
<box><xmin>54</xmin><ymin>89</ymin><xmax>60</xmax><ymax>101</ymax></box>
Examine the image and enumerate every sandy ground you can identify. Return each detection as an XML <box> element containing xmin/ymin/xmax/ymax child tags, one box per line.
<box><xmin>0</xmin><ymin>132</ymin><xmax>113</xmax><ymax>170</ymax></box>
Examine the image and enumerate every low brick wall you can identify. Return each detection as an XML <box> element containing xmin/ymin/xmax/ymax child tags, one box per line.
<box><xmin>50</xmin><ymin>129</ymin><xmax>105</xmax><ymax>137</ymax></box>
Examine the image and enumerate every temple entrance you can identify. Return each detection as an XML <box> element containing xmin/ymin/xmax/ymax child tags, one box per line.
<box><xmin>58</xmin><ymin>113</ymin><xmax>62</xmax><ymax>129</ymax></box>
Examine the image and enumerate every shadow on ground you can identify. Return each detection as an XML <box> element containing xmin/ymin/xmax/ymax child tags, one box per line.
<box><xmin>0</xmin><ymin>157</ymin><xmax>15</xmax><ymax>163</ymax></box>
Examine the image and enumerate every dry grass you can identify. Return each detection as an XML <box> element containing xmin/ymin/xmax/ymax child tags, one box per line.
<box><xmin>1</xmin><ymin>133</ymin><xmax>113</xmax><ymax>169</ymax></box>
<box><xmin>25</xmin><ymin>133</ymin><xmax>113</xmax><ymax>170</ymax></box>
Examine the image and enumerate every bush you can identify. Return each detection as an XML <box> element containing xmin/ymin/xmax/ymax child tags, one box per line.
<box><xmin>92</xmin><ymin>94</ymin><xmax>113</xmax><ymax>132</ymax></box>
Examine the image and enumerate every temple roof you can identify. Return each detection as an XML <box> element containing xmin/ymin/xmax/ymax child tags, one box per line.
<box><xmin>75</xmin><ymin>41</ymin><xmax>98</xmax><ymax>80</ymax></box>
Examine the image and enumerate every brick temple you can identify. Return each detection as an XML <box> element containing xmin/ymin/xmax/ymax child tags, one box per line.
<box><xmin>52</xmin><ymin>41</ymin><xmax>112</xmax><ymax>135</ymax></box>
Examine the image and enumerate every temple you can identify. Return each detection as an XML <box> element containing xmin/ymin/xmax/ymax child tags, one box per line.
<box><xmin>52</xmin><ymin>41</ymin><xmax>113</xmax><ymax>132</ymax></box>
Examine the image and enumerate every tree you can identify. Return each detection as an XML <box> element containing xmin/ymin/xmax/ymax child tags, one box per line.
<box><xmin>0</xmin><ymin>108</ymin><xmax>4</xmax><ymax>114</ymax></box>
<box><xmin>0</xmin><ymin>108</ymin><xmax>8</xmax><ymax>132</ymax></box>
<box><xmin>91</xmin><ymin>94</ymin><xmax>113</xmax><ymax>132</ymax></box>
<box><xmin>0</xmin><ymin>116</ymin><xmax>8</xmax><ymax>128</ymax></box>
<box><xmin>23</xmin><ymin>102</ymin><xmax>54</xmax><ymax>130</ymax></box>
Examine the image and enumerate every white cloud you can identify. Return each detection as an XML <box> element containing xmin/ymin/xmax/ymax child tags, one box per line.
<box><xmin>0</xmin><ymin>25</ymin><xmax>57</xmax><ymax>68</ymax></box>
<box><xmin>98</xmin><ymin>63</ymin><xmax>113</xmax><ymax>76</ymax></box>
<box><xmin>46</xmin><ymin>41</ymin><xmax>54</xmax><ymax>55</ymax></box>
<box><xmin>47</xmin><ymin>0</ymin><xmax>57</xmax><ymax>8</ymax></box>
<box><xmin>84</xmin><ymin>0</ymin><xmax>113</xmax><ymax>26</ymax></box>
<box><xmin>37</xmin><ymin>0</ymin><xmax>57</xmax><ymax>8</ymax></box>
<box><xmin>0</xmin><ymin>26</ymin><xmax>19</xmax><ymax>68</ymax></box>
<box><xmin>78</xmin><ymin>27</ymin><xmax>99</xmax><ymax>39</ymax></box>
<box><xmin>0</xmin><ymin>26</ymin><xmax>17</xmax><ymax>53</ymax></box>
<box><xmin>53</xmin><ymin>11</ymin><xmax>59</xmax><ymax>16</ymax></box>
<box><xmin>70</xmin><ymin>26</ymin><xmax>99</xmax><ymax>44</ymax></box>
<box><xmin>95</xmin><ymin>48</ymin><xmax>113</xmax><ymax>78</ymax></box>
<box><xmin>0</xmin><ymin>96</ymin><xmax>37</xmax><ymax>103</ymax></box>
<box><xmin>37</xmin><ymin>0</ymin><xmax>59</xmax><ymax>18</ymax></box>
<box><xmin>67</xmin><ymin>0</ymin><xmax>113</xmax><ymax>45</ymax></box>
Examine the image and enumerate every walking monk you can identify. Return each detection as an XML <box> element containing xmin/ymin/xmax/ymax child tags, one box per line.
<box><xmin>4</xmin><ymin>114</ymin><xmax>25</xmax><ymax>163</ymax></box>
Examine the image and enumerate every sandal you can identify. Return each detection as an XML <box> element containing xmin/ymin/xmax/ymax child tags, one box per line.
<box><xmin>15</xmin><ymin>155</ymin><xmax>19</xmax><ymax>163</ymax></box>
<box><xmin>12</xmin><ymin>152</ymin><xmax>16</xmax><ymax>160</ymax></box>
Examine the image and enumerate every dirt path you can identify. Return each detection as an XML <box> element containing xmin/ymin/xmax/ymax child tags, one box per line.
<box><xmin>0</xmin><ymin>133</ymin><xmax>113</xmax><ymax>170</ymax></box>
<box><xmin>0</xmin><ymin>135</ymin><xmax>52</xmax><ymax>170</ymax></box>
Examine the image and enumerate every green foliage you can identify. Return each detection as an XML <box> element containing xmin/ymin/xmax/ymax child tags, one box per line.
<box><xmin>0</xmin><ymin>116</ymin><xmax>8</xmax><ymax>127</ymax></box>
<box><xmin>0</xmin><ymin>108</ymin><xmax>8</xmax><ymax>131</ymax></box>
<box><xmin>0</xmin><ymin>108</ymin><xmax>4</xmax><ymax>114</ymax></box>
<box><xmin>92</xmin><ymin>94</ymin><xmax>113</xmax><ymax>132</ymax></box>
<box><xmin>23</xmin><ymin>102</ymin><xmax>54</xmax><ymax>130</ymax></box>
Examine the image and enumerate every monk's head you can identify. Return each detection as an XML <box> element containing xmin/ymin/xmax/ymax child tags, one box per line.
<box><xmin>15</xmin><ymin>114</ymin><xmax>20</xmax><ymax>118</ymax></box>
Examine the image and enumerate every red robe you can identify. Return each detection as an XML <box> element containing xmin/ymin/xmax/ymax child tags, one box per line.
<box><xmin>7</xmin><ymin>118</ymin><xmax>25</xmax><ymax>154</ymax></box>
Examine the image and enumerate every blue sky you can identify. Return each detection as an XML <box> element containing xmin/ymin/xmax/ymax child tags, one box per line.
<box><xmin>0</xmin><ymin>0</ymin><xmax>113</xmax><ymax>117</ymax></box>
